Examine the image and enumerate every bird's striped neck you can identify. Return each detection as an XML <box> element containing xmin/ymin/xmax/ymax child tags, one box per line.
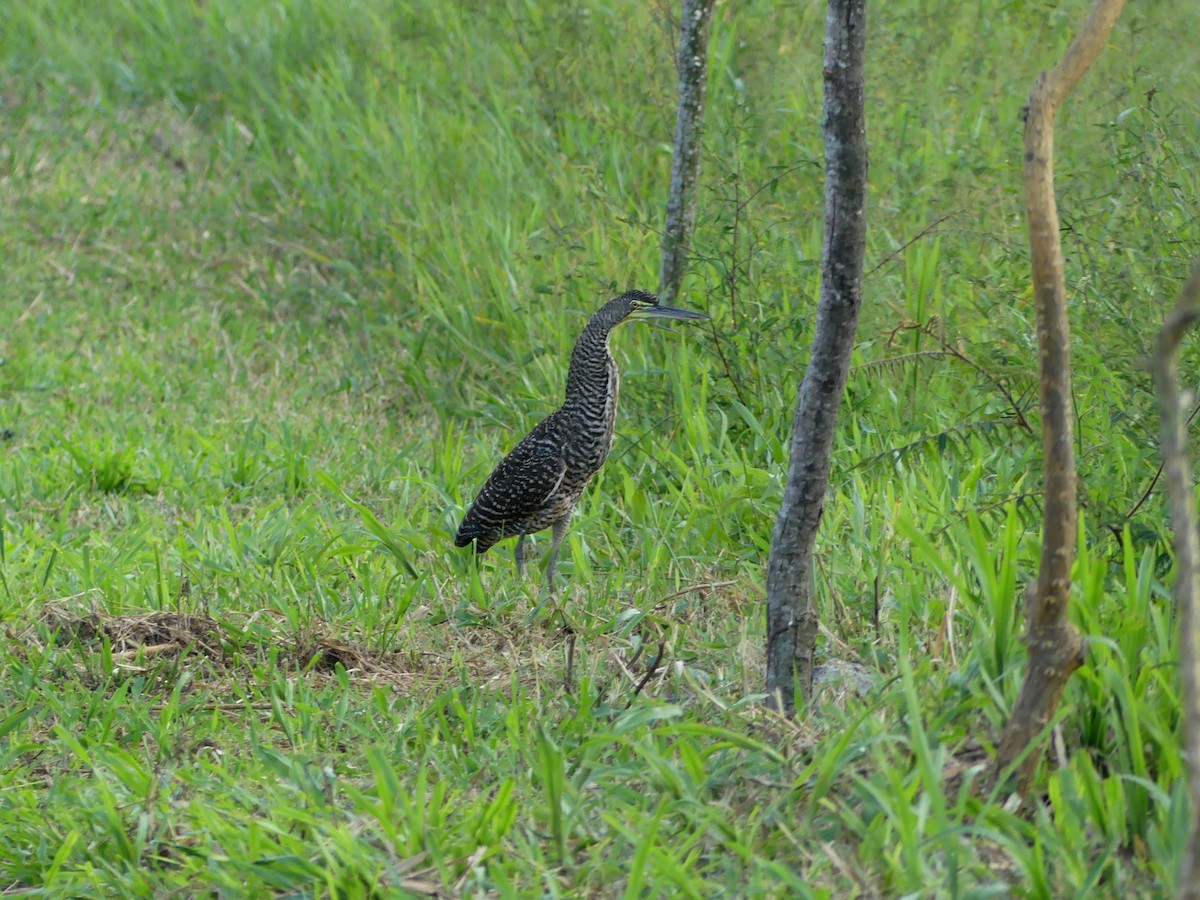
<box><xmin>564</xmin><ymin>315</ymin><xmax>619</xmax><ymax>409</ymax></box>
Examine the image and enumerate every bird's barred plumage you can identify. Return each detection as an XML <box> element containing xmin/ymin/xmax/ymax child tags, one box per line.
<box><xmin>455</xmin><ymin>290</ymin><xmax>706</xmax><ymax>583</ymax></box>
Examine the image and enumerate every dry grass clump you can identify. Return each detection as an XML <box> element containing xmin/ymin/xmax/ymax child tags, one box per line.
<box><xmin>30</xmin><ymin>602</ymin><xmax>226</xmax><ymax>662</ymax></box>
<box><xmin>17</xmin><ymin>601</ymin><xmax>423</xmax><ymax>690</ymax></box>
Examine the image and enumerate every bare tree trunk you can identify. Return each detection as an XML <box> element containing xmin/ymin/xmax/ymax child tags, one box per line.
<box><xmin>1150</xmin><ymin>258</ymin><xmax>1200</xmax><ymax>900</ymax></box>
<box><xmin>765</xmin><ymin>0</ymin><xmax>867</xmax><ymax>713</ymax></box>
<box><xmin>993</xmin><ymin>0</ymin><xmax>1125</xmax><ymax>793</ymax></box>
<box><xmin>658</xmin><ymin>0</ymin><xmax>715</xmax><ymax>306</ymax></box>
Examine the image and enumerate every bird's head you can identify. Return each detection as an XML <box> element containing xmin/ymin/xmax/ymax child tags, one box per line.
<box><xmin>602</xmin><ymin>290</ymin><xmax>710</xmax><ymax>329</ymax></box>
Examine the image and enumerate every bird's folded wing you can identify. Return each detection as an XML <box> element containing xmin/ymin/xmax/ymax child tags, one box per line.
<box><xmin>462</xmin><ymin>439</ymin><xmax>568</xmax><ymax>532</ymax></box>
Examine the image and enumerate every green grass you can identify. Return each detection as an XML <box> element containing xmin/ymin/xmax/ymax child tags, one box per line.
<box><xmin>2</xmin><ymin>0</ymin><xmax>1199</xmax><ymax>894</ymax></box>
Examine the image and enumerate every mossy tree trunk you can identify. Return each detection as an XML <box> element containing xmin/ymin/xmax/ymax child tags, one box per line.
<box><xmin>765</xmin><ymin>0</ymin><xmax>867</xmax><ymax>712</ymax></box>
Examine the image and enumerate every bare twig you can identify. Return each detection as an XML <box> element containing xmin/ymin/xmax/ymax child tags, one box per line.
<box><xmin>707</xmin><ymin>317</ymin><xmax>751</xmax><ymax>409</ymax></box>
<box><xmin>564</xmin><ymin>630</ymin><xmax>577</xmax><ymax>694</ymax></box>
<box><xmin>651</xmin><ymin>580</ymin><xmax>737</xmax><ymax>612</ymax></box>
<box><xmin>628</xmin><ymin>641</ymin><xmax>667</xmax><ymax>707</ymax></box>
<box><xmin>866</xmin><ymin>211</ymin><xmax>957</xmax><ymax>277</ymax></box>
<box><xmin>940</xmin><ymin>343</ymin><xmax>1033</xmax><ymax>432</ymax></box>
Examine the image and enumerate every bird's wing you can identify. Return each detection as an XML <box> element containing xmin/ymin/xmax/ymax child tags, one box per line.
<box><xmin>455</xmin><ymin>437</ymin><xmax>568</xmax><ymax>547</ymax></box>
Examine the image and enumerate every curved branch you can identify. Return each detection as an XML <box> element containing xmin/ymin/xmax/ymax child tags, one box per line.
<box><xmin>994</xmin><ymin>0</ymin><xmax>1126</xmax><ymax>793</ymax></box>
<box><xmin>1151</xmin><ymin>257</ymin><xmax>1200</xmax><ymax>898</ymax></box>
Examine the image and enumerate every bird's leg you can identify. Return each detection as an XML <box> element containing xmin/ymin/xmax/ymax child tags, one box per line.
<box><xmin>514</xmin><ymin>533</ymin><xmax>527</xmax><ymax>578</ymax></box>
<box><xmin>545</xmin><ymin>516</ymin><xmax>571</xmax><ymax>588</ymax></box>
<box><xmin>524</xmin><ymin>518</ymin><xmax>573</xmax><ymax>631</ymax></box>
<box><xmin>545</xmin><ymin>516</ymin><xmax>578</xmax><ymax>634</ymax></box>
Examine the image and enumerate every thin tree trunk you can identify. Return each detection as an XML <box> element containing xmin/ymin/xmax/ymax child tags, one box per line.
<box><xmin>1150</xmin><ymin>258</ymin><xmax>1200</xmax><ymax>900</ymax></box>
<box><xmin>765</xmin><ymin>0</ymin><xmax>867</xmax><ymax>713</ymax></box>
<box><xmin>658</xmin><ymin>0</ymin><xmax>715</xmax><ymax>306</ymax></box>
<box><xmin>993</xmin><ymin>0</ymin><xmax>1125</xmax><ymax>793</ymax></box>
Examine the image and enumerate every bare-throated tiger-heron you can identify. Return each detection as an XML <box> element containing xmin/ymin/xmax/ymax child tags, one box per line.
<box><xmin>455</xmin><ymin>290</ymin><xmax>708</xmax><ymax>585</ymax></box>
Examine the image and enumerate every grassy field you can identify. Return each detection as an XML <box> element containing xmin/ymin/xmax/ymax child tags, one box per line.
<box><xmin>2</xmin><ymin>0</ymin><xmax>1199</xmax><ymax>895</ymax></box>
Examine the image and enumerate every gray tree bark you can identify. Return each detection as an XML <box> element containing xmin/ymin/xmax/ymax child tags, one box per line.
<box><xmin>993</xmin><ymin>0</ymin><xmax>1125</xmax><ymax>794</ymax></box>
<box><xmin>1150</xmin><ymin>257</ymin><xmax>1200</xmax><ymax>900</ymax></box>
<box><xmin>765</xmin><ymin>0</ymin><xmax>867</xmax><ymax>712</ymax></box>
<box><xmin>658</xmin><ymin>0</ymin><xmax>715</xmax><ymax>306</ymax></box>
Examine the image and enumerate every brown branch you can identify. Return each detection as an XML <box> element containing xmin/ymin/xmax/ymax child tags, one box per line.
<box><xmin>993</xmin><ymin>0</ymin><xmax>1126</xmax><ymax>794</ymax></box>
<box><xmin>1150</xmin><ymin>257</ymin><xmax>1200</xmax><ymax>899</ymax></box>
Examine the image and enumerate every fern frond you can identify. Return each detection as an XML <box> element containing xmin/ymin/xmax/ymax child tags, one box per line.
<box><xmin>851</xmin><ymin>350</ymin><xmax>951</xmax><ymax>379</ymax></box>
<box><xmin>852</xmin><ymin>417</ymin><xmax>1030</xmax><ymax>471</ymax></box>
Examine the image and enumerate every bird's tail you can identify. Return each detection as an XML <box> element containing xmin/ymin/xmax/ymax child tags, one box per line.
<box><xmin>454</xmin><ymin>512</ymin><xmax>498</xmax><ymax>553</ymax></box>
